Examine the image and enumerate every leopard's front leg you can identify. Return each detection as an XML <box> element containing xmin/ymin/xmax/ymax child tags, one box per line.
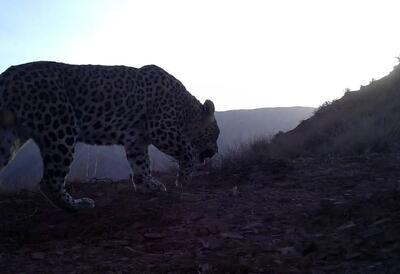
<box><xmin>125</xmin><ymin>141</ymin><xmax>166</xmax><ymax>193</ymax></box>
<box><xmin>153</xmin><ymin>133</ymin><xmax>195</xmax><ymax>189</ymax></box>
<box><xmin>175</xmin><ymin>158</ymin><xmax>194</xmax><ymax>189</ymax></box>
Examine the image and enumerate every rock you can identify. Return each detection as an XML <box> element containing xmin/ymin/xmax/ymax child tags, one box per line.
<box><xmin>220</xmin><ymin>232</ymin><xmax>244</xmax><ymax>240</ymax></box>
<box><xmin>197</xmin><ymin>217</ymin><xmax>228</xmax><ymax>234</ymax></box>
<box><xmin>372</xmin><ymin>218</ymin><xmax>390</xmax><ymax>226</ymax></box>
<box><xmin>336</xmin><ymin>221</ymin><xmax>356</xmax><ymax>232</ymax></box>
<box><xmin>240</xmin><ymin>222</ymin><xmax>263</xmax><ymax>232</ymax></box>
<box><xmin>199</xmin><ymin>263</ymin><xmax>211</xmax><ymax>273</ymax></box>
<box><xmin>196</xmin><ymin>227</ymin><xmax>210</xmax><ymax>237</ymax></box>
<box><xmin>199</xmin><ymin>236</ymin><xmax>224</xmax><ymax>250</ymax></box>
<box><xmin>231</xmin><ymin>186</ymin><xmax>239</xmax><ymax>196</ymax></box>
<box><xmin>278</xmin><ymin>246</ymin><xmax>301</xmax><ymax>258</ymax></box>
<box><xmin>31</xmin><ymin>252</ymin><xmax>45</xmax><ymax>260</ymax></box>
<box><xmin>143</xmin><ymin>233</ymin><xmax>165</xmax><ymax>239</ymax></box>
<box><xmin>101</xmin><ymin>240</ymin><xmax>130</xmax><ymax>246</ymax></box>
<box><xmin>345</xmin><ymin>252</ymin><xmax>362</xmax><ymax>260</ymax></box>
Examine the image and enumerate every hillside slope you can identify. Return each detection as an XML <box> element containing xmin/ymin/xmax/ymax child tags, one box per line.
<box><xmin>272</xmin><ymin>64</ymin><xmax>400</xmax><ymax>156</ymax></box>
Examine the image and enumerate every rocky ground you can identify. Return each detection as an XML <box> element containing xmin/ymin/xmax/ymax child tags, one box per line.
<box><xmin>1</xmin><ymin>154</ymin><xmax>400</xmax><ymax>273</ymax></box>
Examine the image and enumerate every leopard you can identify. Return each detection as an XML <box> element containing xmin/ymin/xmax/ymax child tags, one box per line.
<box><xmin>0</xmin><ymin>61</ymin><xmax>219</xmax><ymax>211</ymax></box>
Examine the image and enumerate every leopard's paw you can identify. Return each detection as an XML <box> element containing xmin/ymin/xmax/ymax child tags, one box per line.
<box><xmin>74</xmin><ymin>197</ymin><xmax>96</xmax><ymax>209</ymax></box>
<box><xmin>136</xmin><ymin>178</ymin><xmax>167</xmax><ymax>194</ymax></box>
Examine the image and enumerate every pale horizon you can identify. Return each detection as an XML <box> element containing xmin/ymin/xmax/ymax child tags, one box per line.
<box><xmin>1</xmin><ymin>0</ymin><xmax>400</xmax><ymax>111</ymax></box>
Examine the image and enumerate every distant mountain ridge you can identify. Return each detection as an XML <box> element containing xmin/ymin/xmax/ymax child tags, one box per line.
<box><xmin>215</xmin><ymin>107</ymin><xmax>314</xmax><ymax>151</ymax></box>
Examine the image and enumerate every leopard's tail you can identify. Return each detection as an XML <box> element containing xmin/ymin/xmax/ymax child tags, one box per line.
<box><xmin>0</xmin><ymin>71</ymin><xmax>24</xmax><ymax>170</ymax></box>
<box><xmin>0</xmin><ymin>111</ymin><xmax>19</xmax><ymax>170</ymax></box>
<box><xmin>0</xmin><ymin>77</ymin><xmax>21</xmax><ymax>169</ymax></box>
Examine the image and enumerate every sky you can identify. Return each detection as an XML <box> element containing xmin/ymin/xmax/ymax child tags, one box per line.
<box><xmin>1</xmin><ymin>0</ymin><xmax>400</xmax><ymax>111</ymax></box>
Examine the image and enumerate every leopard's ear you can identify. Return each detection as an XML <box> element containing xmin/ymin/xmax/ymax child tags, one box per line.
<box><xmin>189</xmin><ymin>100</ymin><xmax>216</xmax><ymax>135</ymax></box>
<box><xmin>203</xmin><ymin>100</ymin><xmax>215</xmax><ymax>117</ymax></box>
<box><xmin>198</xmin><ymin>100</ymin><xmax>215</xmax><ymax>128</ymax></box>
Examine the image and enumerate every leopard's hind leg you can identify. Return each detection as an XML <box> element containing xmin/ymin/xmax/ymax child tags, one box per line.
<box><xmin>27</xmin><ymin>95</ymin><xmax>96</xmax><ymax>212</ymax></box>
<box><xmin>35</xmin><ymin>120</ymin><xmax>95</xmax><ymax>212</ymax></box>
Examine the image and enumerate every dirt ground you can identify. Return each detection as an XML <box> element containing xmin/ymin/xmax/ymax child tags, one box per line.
<box><xmin>1</xmin><ymin>154</ymin><xmax>400</xmax><ymax>273</ymax></box>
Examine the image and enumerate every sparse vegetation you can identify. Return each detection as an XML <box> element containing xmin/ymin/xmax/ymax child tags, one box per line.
<box><xmin>214</xmin><ymin>137</ymin><xmax>271</xmax><ymax>173</ymax></box>
<box><xmin>343</xmin><ymin>87</ymin><xmax>351</xmax><ymax>95</ymax></box>
<box><xmin>211</xmin><ymin>136</ymin><xmax>294</xmax><ymax>185</ymax></box>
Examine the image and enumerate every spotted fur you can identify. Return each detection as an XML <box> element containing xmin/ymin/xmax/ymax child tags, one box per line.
<box><xmin>0</xmin><ymin>61</ymin><xmax>219</xmax><ymax>211</ymax></box>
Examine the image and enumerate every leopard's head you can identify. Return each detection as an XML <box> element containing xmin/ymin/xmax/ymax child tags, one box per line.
<box><xmin>190</xmin><ymin>100</ymin><xmax>220</xmax><ymax>163</ymax></box>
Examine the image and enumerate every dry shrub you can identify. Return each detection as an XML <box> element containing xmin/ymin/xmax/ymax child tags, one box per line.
<box><xmin>213</xmin><ymin>137</ymin><xmax>293</xmax><ymax>182</ymax></box>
